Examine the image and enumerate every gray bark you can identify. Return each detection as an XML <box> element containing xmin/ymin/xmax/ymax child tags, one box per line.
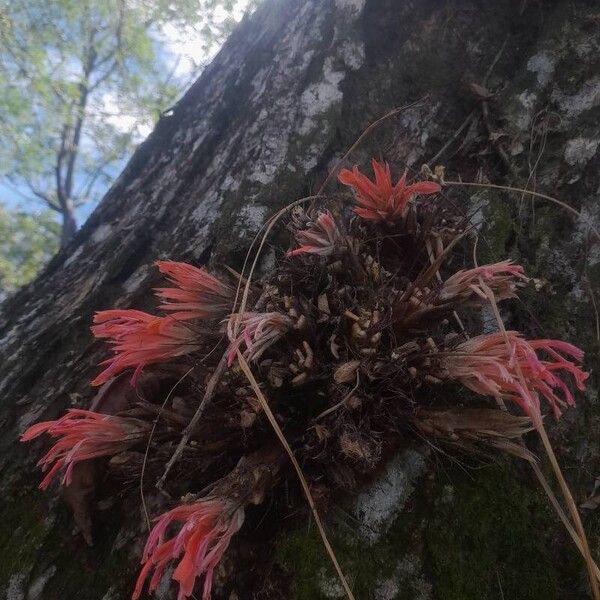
<box><xmin>1</xmin><ymin>0</ymin><xmax>600</xmax><ymax>598</ymax></box>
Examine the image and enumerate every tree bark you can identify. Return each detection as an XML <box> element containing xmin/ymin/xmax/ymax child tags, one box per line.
<box><xmin>2</xmin><ymin>1</ymin><xmax>600</xmax><ymax>598</ymax></box>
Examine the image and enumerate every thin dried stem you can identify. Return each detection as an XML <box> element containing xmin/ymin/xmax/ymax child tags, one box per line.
<box><xmin>237</xmin><ymin>351</ymin><xmax>356</xmax><ymax>600</ymax></box>
<box><xmin>317</xmin><ymin>97</ymin><xmax>428</xmax><ymax>195</ymax></box>
<box><xmin>529</xmin><ymin>459</ymin><xmax>600</xmax><ymax>582</ymax></box>
<box><xmin>156</xmin><ymin>354</ymin><xmax>228</xmax><ymax>489</ymax></box>
<box><xmin>585</xmin><ymin>276</ymin><xmax>600</xmax><ymax>344</ymax></box>
<box><xmin>488</xmin><ymin>394</ymin><xmax>600</xmax><ymax>582</ymax></box>
<box><xmin>479</xmin><ymin>277</ymin><xmax>600</xmax><ymax>599</ymax></box>
<box><xmin>537</xmin><ymin>421</ymin><xmax>600</xmax><ymax>593</ymax></box>
<box><xmin>314</xmin><ymin>372</ymin><xmax>360</xmax><ymax>422</ymax></box>
<box><xmin>231</xmin><ymin>195</ymin><xmax>326</xmax><ymax>338</ymax></box>
<box><xmin>140</xmin><ymin>365</ymin><xmax>194</xmax><ymax>528</ymax></box>
<box><xmin>443</xmin><ymin>180</ymin><xmax>600</xmax><ymax>243</ymax></box>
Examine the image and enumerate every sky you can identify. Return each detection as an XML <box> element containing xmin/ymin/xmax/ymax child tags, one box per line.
<box><xmin>1</xmin><ymin>0</ymin><xmax>252</xmax><ymax>223</ymax></box>
<box><xmin>103</xmin><ymin>1</ymin><xmax>251</xmax><ymax>140</ymax></box>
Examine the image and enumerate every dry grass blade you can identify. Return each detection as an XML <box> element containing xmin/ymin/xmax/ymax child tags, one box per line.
<box><xmin>535</xmin><ymin>422</ymin><xmax>599</xmax><ymax>596</ymax></box>
<box><xmin>529</xmin><ymin>459</ymin><xmax>600</xmax><ymax>582</ymax></box>
<box><xmin>237</xmin><ymin>350</ymin><xmax>356</xmax><ymax>600</ymax></box>
<box><xmin>585</xmin><ymin>276</ymin><xmax>600</xmax><ymax>344</ymax></box>
<box><xmin>314</xmin><ymin>371</ymin><xmax>360</xmax><ymax>422</ymax></box>
<box><xmin>231</xmin><ymin>195</ymin><xmax>326</xmax><ymax>338</ymax></box>
<box><xmin>478</xmin><ymin>276</ymin><xmax>600</xmax><ymax>599</ymax></box>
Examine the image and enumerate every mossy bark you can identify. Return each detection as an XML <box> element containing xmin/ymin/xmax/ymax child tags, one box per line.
<box><xmin>1</xmin><ymin>0</ymin><xmax>600</xmax><ymax>598</ymax></box>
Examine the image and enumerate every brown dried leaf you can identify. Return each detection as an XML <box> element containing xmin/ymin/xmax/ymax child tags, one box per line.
<box><xmin>90</xmin><ymin>370</ymin><xmax>161</xmax><ymax>414</ymax></box>
<box><xmin>61</xmin><ymin>461</ymin><xmax>96</xmax><ymax>546</ymax></box>
<box><xmin>489</xmin><ymin>131</ymin><xmax>509</xmax><ymax>141</ymax></box>
<box><xmin>318</xmin><ymin>293</ymin><xmax>331</xmax><ymax>315</ymax></box>
<box><xmin>314</xmin><ymin>423</ymin><xmax>330</xmax><ymax>441</ymax></box>
<box><xmin>469</xmin><ymin>82</ymin><xmax>494</xmax><ymax>99</ymax></box>
<box><xmin>240</xmin><ymin>410</ymin><xmax>257</xmax><ymax>428</ymax></box>
<box><xmin>413</xmin><ymin>408</ymin><xmax>534</xmax><ymax>461</ymax></box>
<box><xmin>509</xmin><ymin>139</ymin><xmax>524</xmax><ymax>156</ymax></box>
<box><xmin>333</xmin><ymin>360</ymin><xmax>361</xmax><ymax>384</ymax></box>
<box><xmin>109</xmin><ymin>450</ymin><xmax>144</xmax><ymax>467</ymax></box>
<box><xmin>329</xmin><ymin>335</ymin><xmax>340</xmax><ymax>360</ymax></box>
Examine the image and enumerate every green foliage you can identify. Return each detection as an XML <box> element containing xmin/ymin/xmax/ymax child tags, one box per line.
<box><xmin>0</xmin><ymin>0</ymin><xmax>249</xmax><ymax>212</ymax></box>
<box><xmin>0</xmin><ymin>202</ymin><xmax>60</xmax><ymax>297</ymax></box>
<box><xmin>0</xmin><ymin>0</ymin><xmax>253</xmax><ymax>284</ymax></box>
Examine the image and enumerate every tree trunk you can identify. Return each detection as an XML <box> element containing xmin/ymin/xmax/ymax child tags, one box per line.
<box><xmin>2</xmin><ymin>1</ymin><xmax>600</xmax><ymax>598</ymax></box>
<box><xmin>59</xmin><ymin>205</ymin><xmax>78</xmax><ymax>249</ymax></box>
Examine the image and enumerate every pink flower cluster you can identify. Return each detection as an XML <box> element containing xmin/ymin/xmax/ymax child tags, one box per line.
<box><xmin>91</xmin><ymin>261</ymin><xmax>232</xmax><ymax>386</ymax></box>
<box><xmin>91</xmin><ymin>310</ymin><xmax>199</xmax><ymax>386</ymax></box>
<box><xmin>338</xmin><ymin>159</ymin><xmax>440</xmax><ymax>222</ymax></box>
<box><xmin>226</xmin><ymin>311</ymin><xmax>293</xmax><ymax>366</ymax></box>
<box><xmin>20</xmin><ymin>409</ymin><xmax>147</xmax><ymax>490</ymax></box>
<box><xmin>443</xmin><ymin>332</ymin><xmax>588</xmax><ymax>420</ymax></box>
<box><xmin>287</xmin><ymin>211</ymin><xmax>345</xmax><ymax>257</ymax></box>
<box><xmin>439</xmin><ymin>261</ymin><xmax>528</xmax><ymax>303</ymax></box>
<box><xmin>155</xmin><ymin>261</ymin><xmax>233</xmax><ymax>321</ymax></box>
<box><xmin>132</xmin><ymin>498</ymin><xmax>244</xmax><ymax>600</ymax></box>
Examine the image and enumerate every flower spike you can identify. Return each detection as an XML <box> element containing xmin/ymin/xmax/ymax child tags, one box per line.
<box><xmin>91</xmin><ymin>310</ymin><xmax>199</xmax><ymax>386</ymax></box>
<box><xmin>20</xmin><ymin>409</ymin><xmax>148</xmax><ymax>490</ymax></box>
<box><xmin>226</xmin><ymin>312</ymin><xmax>293</xmax><ymax>366</ymax></box>
<box><xmin>155</xmin><ymin>261</ymin><xmax>234</xmax><ymax>321</ymax></box>
<box><xmin>287</xmin><ymin>211</ymin><xmax>346</xmax><ymax>257</ymax></box>
<box><xmin>338</xmin><ymin>159</ymin><xmax>440</xmax><ymax>222</ymax></box>
<box><xmin>442</xmin><ymin>331</ymin><xmax>588</xmax><ymax>420</ymax></box>
<box><xmin>439</xmin><ymin>261</ymin><xmax>528</xmax><ymax>303</ymax></box>
<box><xmin>132</xmin><ymin>498</ymin><xmax>244</xmax><ymax>600</ymax></box>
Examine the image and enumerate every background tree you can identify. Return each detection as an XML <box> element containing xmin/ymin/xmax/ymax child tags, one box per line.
<box><xmin>0</xmin><ymin>202</ymin><xmax>59</xmax><ymax>298</ymax></box>
<box><xmin>0</xmin><ymin>0</ymin><xmax>250</xmax><ymax>249</ymax></box>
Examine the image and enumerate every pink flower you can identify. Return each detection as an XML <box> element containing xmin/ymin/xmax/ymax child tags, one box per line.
<box><xmin>338</xmin><ymin>159</ymin><xmax>441</xmax><ymax>222</ymax></box>
<box><xmin>439</xmin><ymin>261</ymin><xmax>528</xmax><ymax>303</ymax></box>
<box><xmin>155</xmin><ymin>261</ymin><xmax>233</xmax><ymax>321</ymax></box>
<box><xmin>20</xmin><ymin>409</ymin><xmax>147</xmax><ymax>490</ymax></box>
<box><xmin>443</xmin><ymin>332</ymin><xmax>588</xmax><ymax>420</ymax></box>
<box><xmin>287</xmin><ymin>211</ymin><xmax>345</xmax><ymax>257</ymax></box>
<box><xmin>226</xmin><ymin>312</ymin><xmax>293</xmax><ymax>366</ymax></box>
<box><xmin>132</xmin><ymin>498</ymin><xmax>244</xmax><ymax>600</ymax></box>
<box><xmin>91</xmin><ymin>310</ymin><xmax>199</xmax><ymax>386</ymax></box>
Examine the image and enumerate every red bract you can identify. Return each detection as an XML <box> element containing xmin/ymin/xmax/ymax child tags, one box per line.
<box><xmin>132</xmin><ymin>499</ymin><xmax>244</xmax><ymax>600</ymax></box>
<box><xmin>226</xmin><ymin>312</ymin><xmax>293</xmax><ymax>366</ymax></box>
<box><xmin>443</xmin><ymin>331</ymin><xmax>588</xmax><ymax>420</ymax></box>
<box><xmin>338</xmin><ymin>159</ymin><xmax>440</xmax><ymax>222</ymax></box>
<box><xmin>439</xmin><ymin>261</ymin><xmax>528</xmax><ymax>303</ymax></box>
<box><xmin>91</xmin><ymin>310</ymin><xmax>199</xmax><ymax>386</ymax></box>
<box><xmin>287</xmin><ymin>211</ymin><xmax>345</xmax><ymax>257</ymax></box>
<box><xmin>155</xmin><ymin>261</ymin><xmax>233</xmax><ymax>321</ymax></box>
<box><xmin>20</xmin><ymin>409</ymin><xmax>147</xmax><ymax>490</ymax></box>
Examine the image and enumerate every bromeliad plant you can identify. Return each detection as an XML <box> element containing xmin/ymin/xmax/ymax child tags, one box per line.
<box><xmin>21</xmin><ymin>158</ymin><xmax>598</xmax><ymax>599</ymax></box>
